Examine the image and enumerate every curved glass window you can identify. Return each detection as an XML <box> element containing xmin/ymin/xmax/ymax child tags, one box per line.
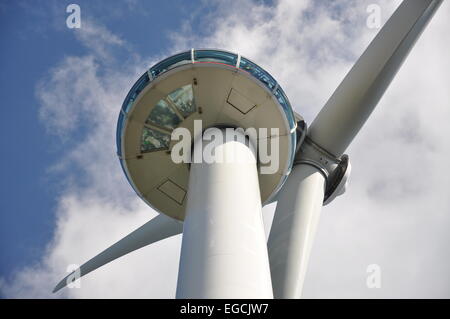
<box><xmin>141</xmin><ymin>85</ymin><xmax>196</xmax><ymax>153</ymax></box>
<box><xmin>167</xmin><ymin>84</ymin><xmax>196</xmax><ymax>117</ymax></box>
<box><xmin>239</xmin><ymin>57</ymin><xmax>277</xmax><ymax>92</ymax></box>
<box><xmin>116</xmin><ymin>111</ymin><xmax>126</xmax><ymax>156</ymax></box>
<box><xmin>194</xmin><ymin>50</ymin><xmax>237</xmax><ymax>66</ymax></box>
<box><xmin>141</xmin><ymin>127</ymin><xmax>171</xmax><ymax>153</ymax></box>
<box><xmin>122</xmin><ymin>73</ymin><xmax>149</xmax><ymax>113</ymax></box>
<box><xmin>274</xmin><ymin>87</ymin><xmax>296</xmax><ymax>131</ymax></box>
<box><xmin>146</xmin><ymin>100</ymin><xmax>181</xmax><ymax>130</ymax></box>
<box><xmin>149</xmin><ymin>51</ymin><xmax>191</xmax><ymax>79</ymax></box>
<box><xmin>118</xmin><ymin>49</ymin><xmax>296</xmax><ymax>159</ymax></box>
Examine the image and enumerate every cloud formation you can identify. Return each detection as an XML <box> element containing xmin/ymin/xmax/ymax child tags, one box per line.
<box><xmin>1</xmin><ymin>0</ymin><xmax>449</xmax><ymax>298</ymax></box>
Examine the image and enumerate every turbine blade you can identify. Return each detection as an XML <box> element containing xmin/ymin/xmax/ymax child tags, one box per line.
<box><xmin>309</xmin><ymin>0</ymin><xmax>443</xmax><ymax>157</ymax></box>
<box><xmin>53</xmin><ymin>214</ymin><xmax>183</xmax><ymax>293</ymax></box>
<box><xmin>268</xmin><ymin>164</ymin><xmax>325</xmax><ymax>298</ymax></box>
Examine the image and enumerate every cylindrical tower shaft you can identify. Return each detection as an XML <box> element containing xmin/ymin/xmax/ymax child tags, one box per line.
<box><xmin>176</xmin><ymin>129</ymin><xmax>273</xmax><ymax>298</ymax></box>
<box><xmin>267</xmin><ymin>164</ymin><xmax>325</xmax><ymax>298</ymax></box>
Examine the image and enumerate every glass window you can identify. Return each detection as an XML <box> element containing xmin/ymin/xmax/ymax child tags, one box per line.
<box><xmin>194</xmin><ymin>50</ymin><xmax>237</xmax><ymax>66</ymax></box>
<box><xmin>116</xmin><ymin>111</ymin><xmax>126</xmax><ymax>156</ymax></box>
<box><xmin>122</xmin><ymin>72</ymin><xmax>150</xmax><ymax>113</ymax></box>
<box><xmin>141</xmin><ymin>127</ymin><xmax>170</xmax><ymax>152</ymax></box>
<box><xmin>274</xmin><ymin>88</ymin><xmax>296</xmax><ymax>131</ymax></box>
<box><xmin>289</xmin><ymin>130</ymin><xmax>296</xmax><ymax>167</ymax></box>
<box><xmin>149</xmin><ymin>51</ymin><xmax>191</xmax><ymax>79</ymax></box>
<box><xmin>146</xmin><ymin>99</ymin><xmax>181</xmax><ymax>130</ymax></box>
<box><xmin>167</xmin><ymin>84</ymin><xmax>196</xmax><ymax>117</ymax></box>
<box><xmin>239</xmin><ymin>57</ymin><xmax>277</xmax><ymax>91</ymax></box>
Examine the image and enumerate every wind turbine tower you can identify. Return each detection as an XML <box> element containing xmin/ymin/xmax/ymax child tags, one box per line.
<box><xmin>53</xmin><ymin>0</ymin><xmax>443</xmax><ymax>298</ymax></box>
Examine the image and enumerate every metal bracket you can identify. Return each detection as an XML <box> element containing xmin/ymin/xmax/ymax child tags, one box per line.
<box><xmin>294</xmin><ymin>135</ymin><xmax>351</xmax><ymax>205</ymax></box>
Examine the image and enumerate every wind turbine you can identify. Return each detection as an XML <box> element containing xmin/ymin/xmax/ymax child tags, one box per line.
<box><xmin>53</xmin><ymin>0</ymin><xmax>443</xmax><ymax>298</ymax></box>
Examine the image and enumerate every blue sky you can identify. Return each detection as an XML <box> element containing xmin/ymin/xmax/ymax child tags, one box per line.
<box><xmin>1</xmin><ymin>0</ymin><xmax>449</xmax><ymax>298</ymax></box>
<box><xmin>0</xmin><ymin>0</ymin><xmax>202</xmax><ymax>284</ymax></box>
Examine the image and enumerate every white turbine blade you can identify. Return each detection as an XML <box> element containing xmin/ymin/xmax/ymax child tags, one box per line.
<box><xmin>309</xmin><ymin>0</ymin><xmax>443</xmax><ymax>157</ymax></box>
<box><xmin>268</xmin><ymin>164</ymin><xmax>325</xmax><ymax>298</ymax></box>
<box><xmin>52</xmin><ymin>214</ymin><xmax>182</xmax><ymax>293</ymax></box>
<box><xmin>268</xmin><ymin>1</ymin><xmax>443</xmax><ymax>299</ymax></box>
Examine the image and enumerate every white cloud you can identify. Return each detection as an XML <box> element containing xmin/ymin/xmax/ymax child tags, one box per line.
<box><xmin>0</xmin><ymin>195</ymin><xmax>181</xmax><ymax>298</ymax></box>
<box><xmin>1</xmin><ymin>0</ymin><xmax>449</xmax><ymax>298</ymax></box>
<box><xmin>74</xmin><ymin>20</ymin><xmax>125</xmax><ymax>60</ymax></box>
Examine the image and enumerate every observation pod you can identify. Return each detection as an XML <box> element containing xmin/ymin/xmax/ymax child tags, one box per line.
<box><xmin>117</xmin><ymin>49</ymin><xmax>298</xmax><ymax>298</ymax></box>
<box><xmin>117</xmin><ymin>49</ymin><xmax>298</xmax><ymax>221</ymax></box>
